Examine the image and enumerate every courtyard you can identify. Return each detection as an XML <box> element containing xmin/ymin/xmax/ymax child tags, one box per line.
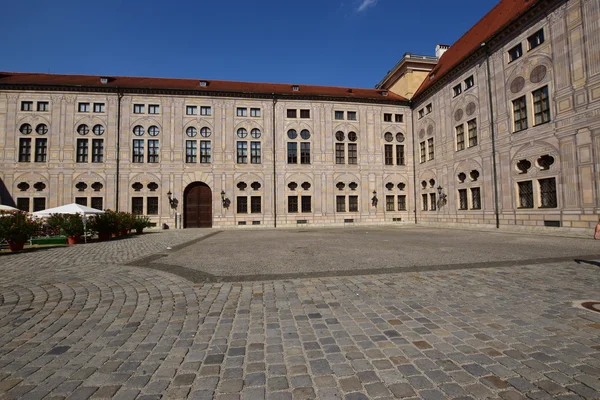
<box><xmin>0</xmin><ymin>226</ymin><xmax>599</xmax><ymax>399</ymax></box>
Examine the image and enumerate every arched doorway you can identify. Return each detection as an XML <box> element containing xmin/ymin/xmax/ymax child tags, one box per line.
<box><xmin>184</xmin><ymin>182</ymin><xmax>212</xmax><ymax>228</ymax></box>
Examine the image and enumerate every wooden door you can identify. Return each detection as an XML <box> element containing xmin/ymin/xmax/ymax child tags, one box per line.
<box><xmin>185</xmin><ymin>184</ymin><xmax>212</xmax><ymax>228</ymax></box>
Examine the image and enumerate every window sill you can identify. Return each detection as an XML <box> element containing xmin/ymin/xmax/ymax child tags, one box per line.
<box><xmin>538</xmin><ymin>206</ymin><xmax>558</xmax><ymax>209</ymax></box>
<box><xmin>533</xmin><ymin>120</ymin><xmax>551</xmax><ymax>128</ymax></box>
<box><xmin>516</xmin><ymin>207</ymin><xmax>534</xmax><ymax>209</ymax></box>
<box><xmin>513</xmin><ymin>128</ymin><xmax>528</xmax><ymax>134</ymax></box>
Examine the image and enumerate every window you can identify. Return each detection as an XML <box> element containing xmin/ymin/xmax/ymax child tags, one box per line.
<box><xmin>91</xmin><ymin>197</ymin><xmax>103</xmax><ymax>210</ymax></box>
<box><xmin>237</xmin><ymin>141</ymin><xmax>248</xmax><ymax>164</ymax></box>
<box><xmin>92</xmin><ymin>139</ymin><xmax>103</xmax><ymax>163</ymax></box>
<box><xmin>398</xmin><ymin>195</ymin><xmax>407</xmax><ymax>211</ymax></box>
<box><xmin>383</xmin><ymin>113</ymin><xmax>392</xmax><ymax>122</ymax></box>
<box><xmin>35</xmin><ymin>138</ymin><xmax>47</xmax><ymax>162</ymax></box>
<box><xmin>456</xmin><ymin>125</ymin><xmax>465</xmax><ymax>151</ymax></box>
<box><xmin>288</xmin><ymin>196</ymin><xmax>299</xmax><ymax>213</ymax></box>
<box><xmin>33</xmin><ymin>198</ymin><xmax>46</xmax><ymax>212</ymax></box>
<box><xmin>300</xmin><ymin>109</ymin><xmax>310</xmax><ymax>119</ymax></box>
<box><xmin>21</xmin><ymin>101</ymin><xmax>33</xmax><ymax>111</ymax></box>
<box><xmin>133</xmin><ymin>139</ymin><xmax>144</xmax><ymax>163</ymax></box>
<box><xmin>385</xmin><ymin>145</ymin><xmax>393</xmax><ymax>165</ymax></box>
<box><xmin>468</xmin><ymin>119</ymin><xmax>478</xmax><ymax>147</ymax></box>
<box><xmin>422</xmin><ymin>194</ymin><xmax>428</xmax><ymax>211</ymax></box>
<box><xmin>78</xmin><ymin>124</ymin><xmax>90</xmax><ymax>135</ymax></box>
<box><xmin>518</xmin><ymin>181</ymin><xmax>534</xmax><ymax>208</ymax></box>
<box><xmin>236</xmin><ymin>107</ymin><xmax>247</xmax><ymax>117</ymax></box>
<box><xmin>349</xmin><ymin>196</ymin><xmax>358</xmax><ymax>212</ymax></box>
<box><xmin>17</xmin><ymin>198</ymin><xmax>30</xmax><ymax>212</ymax></box>
<box><xmin>395</xmin><ymin>114</ymin><xmax>403</xmax><ymax>123</ymax></box>
<box><xmin>418</xmin><ymin>109</ymin><xmax>424</xmax><ymax>119</ymax></box>
<box><xmin>458</xmin><ymin>189</ymin><xmax>468</xmax><ymax>210</ymax></box>
<box><xmin>37</xmin><ymin>102</ymin><xmax>49</xmax><ymax>112</ymax></box>
<box><xmin>78</xmin><ymin>103</ymin><xmax>90</xmax><ymax>112</ymax></box>
<box><xmin>186</xmin><ymin>140</ymin><xmax>197</xmax><ymax>163</ymax></box>
<box><xmin>237</xmin><ymin>128</ymin><xmax>247</xmax><ymax>138</ymax></box>
<box><xmin>147</xmin><ymin>197</ymin><xmax>159</xmax><ymax>215</ymax></box>
<box><xmin>348</xmin><ymin>144</ymin><xmax>357</xmax><ymax>165</ymax></box>
<box><xmin>335</xmin><ymin>111</ymin><xmax>344</xmax><ymax>120</ymax></box>
<box><xmin>237</xmin><ymin>197</ymin><xmax>248</xmax><ymax>213</ymax></box>
<box><xmin>186</xmin><ymin>105</ymin><xmax>198</xmax><ymax>115</ymax></box>
<box><xmin>508</xmin><ymin>43</ymin><xmax>523</xmax><ymax>62</ymax></box>
<box><xmin>335</xmin><ymin>143</ymin><xmax>345</xmax><ymax>164</ymax></box>
<box><xmin>539</xmin><ymin>178</ymin><xmax>557</xmax><ymax>208</ymax></box>
<box><xmin>528</xmin><ymin>29</ymin><xmax>544</xmax><ymax>50</ymax></box>
<box><xmin>464</xmin><ymin>76</ymin><xmax>474</xmax><ymax>89</ymax></box>
<box><xmin>200</xmin><ymin>106</ymin><xmax>211</xmax><ymax>116</ymax></box>
<box><xmin>471</xmin><ymin>188</ymin><xmax>481</xmax><ymax>209</ymax></box>
<box><xmin>200</xmin><ymin>127</ymin><xmax>211</xmax><ymax>137</ymax></box>
<box><xmin>287</xmin><ymin>109</ymin><xmax>297</xmax><ymax>118</ymax></box>
<box><xmin>386</xmin><ymin>195</ymin><xmax>395</xmax><ymax>211</ymax></box>
<box><xmin>533</xmin><ymin>86</ymin><xmax>550</xmax><ymax>125</ymax></box>
<box><xmin>453</xmin><ymin>84</ymin><xmax>462</xmax><ymax>97</ymax></box>
<box><xmin>186</xmin><ymin>127</ymin><xmax>197</xmax><ymax>137</ymax></box>
<box><xmin>513</xmin><ymin>96</ymin><xmax>528</xmax><ymax>132</ymax></box>
<box><xmin>147</xmin><ymin>140</ymin><xmax>159</xmax><ymax>163</ymax></box>
<box><xmin>287</xmin><ymin>142</ymin><xmax>297</xmax><ymax>164</ymax></box>
<box><xmin>250</xmin><ymin>108</ymin><xmax>261</xmax><ymax>117</ymax></box>
<box><xmin>133</xmin><ymin>125</ymin><xmax>144</xmax><ymax>136</ymax></box>
<box><xmin>420</xmin><ymin>142</ymin><xmax>426</xmax><ymax>163</ymax></box>
<box><xmin>148</xmin><ymin>126</ymin><xmax>159</xmax><ymax>137</ymax></box>
<box><xmin>300</xmin><ymin>130</ymin><xmax>310</xmax><ymax>140</ymax></box>
<box><xmin>148</xmin><ymin>105</ymin><xmax>160</xmax><ymax>114</ymax></box>
<box><xmin>426</xmin><ymin>103</ymin><xmax>432</xmax><ymax>114</ymax></box>
<box><xmin>77</xmin><ymin>139</ymin><xmax>88</xmax><ymax>163</ymax></box>
<box><xmin>75</xmin><ymin>197</ymin><xmax>88</xmax><ymax>206</ymax></box>
<box><xmin>251</xmin><ymin>142</ymin><xmax>261</xmax><ymax>164</ymax></box>
<box><xmin>93</xmin><ymin>125</ymin><xmax>105</xmax><ymax>136</ymax></box>
<box><xmin>396</xmin><ymin>145</ymin><xmax>405</xmax><ymax>165</ymax></box>
<box><xmin>430</xmin><ymin>193</ymin><xmax>437</xmax><ymax>211</ymax></box>
<box><xmin>132</xmin><ymin>197</ymin><xmax>144</xmax><ymax>215</ymax></box>
<box><xmin>19</xmin><ymin>138</ymin><xmax>31</xmax><ymax>162</ymax></box>
<box><xmin>336</xmin><ymin>196</ymin><xmax>346</xmax><ymax>212</ymax></box>
<box><xmin>427</xmin><ymin>138</ymin><xmax>434</xmax><ymax>160</ymax></box>
<box><xmin>200</xmin><ymin>141</ymin><xmax>211</xmax><ymax>163</ymax></box>
<box><xmin>94</xmin><ymin>103</ymin><xmax>105</xmax><ymax>113</ymax></box>
<box><xmin>133</xmin><ymin>104</ymin><xmax>145</xmax><ymax>114</ymax></box>
<box><xmin>251</xmin><ymin>197</ymin><xmax>261</xmax><ymax>213</ymax></box>
<box><xmin>301</xmin><ymin>196</ymin><xmax>311</xmax><ymax>213</ymax></box>
<box><xmin>347</xmin><ymin>111</ymin><xmax>357</xmax><ymax>121</ymax></box>
<box><xmin>300</xmin><ymin>142</ymin><xmax>311</xmax><ymax>164</ymax></box>
<box><xmin>20</xmin><ymin>123</ymin><xmax>32</xmax><ymax>134</ymax></box>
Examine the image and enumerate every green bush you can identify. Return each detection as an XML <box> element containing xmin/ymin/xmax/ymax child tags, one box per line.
<box><xmin>46</xmin><ymin>213</ymin><xmax>84</xmax><ymax>237</ymax></box>
<box><xmin>133</xmin><ymin>215</ymin><xmax>152</xmax><ymax>232</ymax></box>
<box><xmin>0</xmin><ymin>211</ymin><xmax>41</xmax><ymax>242</ymax></box>
<box><xmin>88</xmin><ymin>211</ymin><xmax>119</xmax><ymax>234</ymax></box>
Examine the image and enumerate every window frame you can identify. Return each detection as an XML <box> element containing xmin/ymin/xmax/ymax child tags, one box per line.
<box><xmin>508</xmin><ymin>43</ymin><xmax>523</xmax><ymax>62</ymax></box>
<box><xmin>527</xmin><ymin>29</ymin><xmax>545</xmax><ymax>51</ymax></box>
<box><xmin>133</xmin><ymin>104</ymin><xmax>145</xmax><ymax>114</ymax></box>
<box><xmin>236</xmin><ymin>107</ymin><xmax>247</xmax><ymax>117</ymax></box>
<box><xmin>467</xmin><ymin>119</ymin><xmax>478</xmax><ymax>147</ymax></box>
<box><xmin>186</xmin><ymin>105</ymin><xmax>198</xmax><ymax>115</ymax></box>
<box><xmin>456</xmin><ymin>124</ymin><xmax>465</xmax><ymax>151</ymax></box>
<box><xmin>532</xmin><ymin>86</ymin><xmax>550</xmax><ymax>126</ymax></box>
<box><xmin>512</xmin><ymin>96</ymin><xmax>528</xmax><ymax>132</ymax></box>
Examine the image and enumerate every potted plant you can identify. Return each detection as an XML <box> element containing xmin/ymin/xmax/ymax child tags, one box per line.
<box><xmin>133</xmin><ymin>215</ymin><xmax>152</xmax><ymax>234</ymax></box>
<box><xmin>46</xmin><ymin>213</ymin><xmax>85</xmax><ymax>244</ymax></box>
<box><xmin>89</xmin><ymin>211</ymin><xmax>118</xmax><ymax>241</ymax></box>
<box><xmin>0</xmin><ymin>211</ymin><xmax>41</xmax><ymax>252</ymax></box>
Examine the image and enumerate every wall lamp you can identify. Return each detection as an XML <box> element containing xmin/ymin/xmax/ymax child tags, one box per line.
<box><xmin>167</xmin><ymin>191</ymin><xmax>179</xmax><ymax>210</ymax></box>
<box><xmin>371</xmin><ymin>190</ymin><xmax>378</xmax><ymax>207</ymax></box>
<box><xmin>221</xmin><ymin>190</ymin><xmax>231</xmax><ymax>209</ymax></box>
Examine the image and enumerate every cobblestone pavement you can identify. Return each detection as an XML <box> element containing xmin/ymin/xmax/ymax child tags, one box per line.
<box><xmin>0</xmin><ymin>228</ymin><xmax>599</xmax><ymax>399</ymax></box>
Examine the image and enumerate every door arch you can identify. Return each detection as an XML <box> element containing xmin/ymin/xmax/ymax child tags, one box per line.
<box><xmin>184</xmin><ymin>182</ymin><xmax>212</xmax><ymax>228</ymax></box>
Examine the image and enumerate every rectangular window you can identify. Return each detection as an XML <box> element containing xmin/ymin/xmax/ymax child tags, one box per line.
<box><xmin>464</xmin><ymin>75</ymin><xmax>474</xmax><ymax>89</ymax></box>
<box><xmin>427</xmin><ymin>138</ymin><xmax>434</xmax><ymax>160</ymax></box>
<box><xmin>458</xmin><ymin>189</ymin><xmax>468</xmax><ymax>210</ymax></box>
<box><xmin>336</xmin><ymin>196</ymin><xmax>346</xmax><ymax>212</ymax></box>
<box><xmin>300</xmin><ymin>142</ymin><xmax>311</xmax><ymax>164</ymax></box>
<box><xmin>186</xmin><ymin>105</ymin><xmax>198</xmax><ymax>115</ymax></box>
<box><xmin>37</xmin><ymin>101</ymin><xmax>49</xmax><ymax>111</ymax></box>
<box><xmin>132</xmin><ymin>197</ymin><xmax>144</xmax><ymax>215</ymax></box>
<box><xmin>200</xmin><ymin>140</ymin><xmax>211</xmax><ymax>163</ymax></box>
<box><xmin>35</xmin><ymin>138</ymin><xmax>47</xmax><ymax>162</ymax></box>
<box><xmin>420</xmin><ymin>141</ymin><xmax>426</xmax><ymax>163</ymax></box>
<box><xmin>186</xmin><ymin>140</ymin><xmax>197</xmax><ymax>163</ymax></box>
<box><xmin>539</xmin><ymin>177</ymin><xmax>557</xmax><ymax>208</ymax></box>
<box><xmin>347</xmin><ymin>111</ymin><xmax>357</xmax><ymax>121</ymax></box>
<box><xmin>237</xmin><ymin>196</ymin><xmax>248</xmax><ymax>214</ymax></box>
<box><xmin>147</xmin><ymin>197</ymin><xmax>159</xmax><ymax>215</ymax></box>
<box><xmin>288</xmin><ymin>196</ymin><xmax>298</xmax><ymax>213</ymax></box>
<box><xmin>200</xmin><ymin>106</ymin><xmax>211</xmax><ymax>116</ymax></box>
<box><xmin>468</xmin><ymin>119</ymin><xmax>478</xmax><ymax>147</ymax></box>
<box><xmin>92</xmin><ymin>139</ymin><xmax>103</xmax><ymax>163</ymax></box>
<box><xmin>347</xmin><ymin>143</ymin><xmax>357</xmax><ymax>165</ymax></box>
<box><xmin>133</xmin><ymin>139</ymin><xmax>144</xmax><ymax>163</ymax></box>
<box><xmin>430</xmin><ymin>193</ymin><xmax>437</xmax><ymax>211</ymax></box>
<box><xmin>287</xmin><ymin>142</ymin><xmax>297</xmax><ymax>164</ymax></box>
<box><xmin>533</xmin><ymin>86</ymin><xmax>550</xmax><ymax>125</ymax></box>
<box><xmin>418</xmin><ymin>109</ymin><xmax>424</xmax><ymax>119</ymax></box>
<box><xmin>396</xmin><ymin>145</ymin><xmax>405</xmax><ymax>165</ymax></box>
<box><xmin>528</xmin><ymin>29</ymin><xmax>544</xmax><ymax>50</ymax></box>
<box><xmin>78</xmin><ymin>102</ymin><xmax>90</xmax><ymax>112</ymax></box>
<box><xmin>422</xmin><ymin>194</ymin><xmax>428</xmax><ymax>211</ymax></box>
<box><xmin>147</xmin><ymin>140</ymin><xmax>159</xmax><ymax>163</ymax></box>
<box><xmin>456</xmin><ymin>124</ymin><xmax>465</xmax><ymax>151</ymax></box>
<box><xmin>384</xmin><ymin>144</ymin><xmax>394</xmax><ymax>165</ymax></box>
<box><xmin>21</xmin><ymin>101</ymin><xmax>33</xmax><ymax>111</ymax></box>
<box><xmin>19</xmin><ymin>138</ymin><xmax>31</xmax><ymax>162</ymax></box>
<box><xmin>453</xmin><ymin>84</ymin><xmax>462</xmax><ymax>97</ymax></box>
<box><xmin>471</xmin><ymin>187</ymin><xmax>481</xmax><ymax>210</ymax></box>
<box><xmin>133</xmin><ymin>104</ymin><xmax>145</xmax><ymax>114</ymax></box>
<box><xmin>518</xmin><ymin>181</ymin><xmax>534</xmax><ymax>208</ymax></box>
<box><xmin>383</xmin><ymin>113</ymin><xmax>392</xmax><ymax>122</ymax></box>
<box><xmin>17</xmin><ymin>198</ymin><xmax>30</xmax><ymax>212</ymax></box>
<box><xmin>236</xmin><ymin>107</ymin><xmax>247</xmax><ymax>117</ymax></box>
<box><xmin>237</xmin><ymin>141</ymin><xmax>247</xmax><ymax>164</ymax></box>
<box><xmin>148</xmin><ymin>104</ymin><xmax>160</xmax><ymax>114</ymax></box>
<box><xmin>94</xmin><ymin>103</ymin><xmax>105</xmax><ymax>113</ymax></box>
<box><xmin>250</xmin><ymin>108</ymin><xmax>261</xmax><ymax>117</ymax></box>
<box><xmin>398</xmin><ymin>195</ymin><xmax>407</xmax><ymax>211</ymax></box>
<box><xmin>287</xmin><ymin>109</ymin><xmax>297</xmax><ymax>118</ymax></box>
<box><xmin>77</xmin><ymin>139</ymin><xmax>89</xmax><ymax>163</ymax></box>
<box><xmin>300</xmin><ymin>109</ymin><xmax>310</xmax><ymax>119</ymax></box>
<box><xmin>75</xmin><ymin>197</ymin><xmax>88</xmax><ymax>206</ymax></box>
<box><xmin>301</xmin><ymin>196</ymin><xmax>311</xmax><ymax>213</ymax></box>
<box><xmin>349</xmin><ymin>196</ymin><xmax>358</xmax><ymax>212</ymax></box>
<box><xmin>335</xmin><ymin>111</ymin><xmax>345</xmax><ymax>120</ymax></box>
<box><xmin>91</xmin><ymin>197</ymin><xmax>103</xmax><ymax>210</ymax></box>
<box><xmin>251</xmin><ymin>196</ymin><xmax>261</xmax><ymax>213</ymax></box>
<box><xmin>33</xmin><ymin>198</ymin><xmax>46</xmax><ymax>212</ymax></box>
<box><xmin>513</xmin><ymin>96</ymin><xmax>528</xmax><ymax>132</ymax></box>
<box><xmin>395</xmin><ymin>114</ymin><xmax>403</xmax><ymax>123</ymax></box>
<box><xmin>508</xmin><ymin>43</ymin><xmax>523</xmax><ymax>62</ymax></box>
<box><xmin>426</xmin><ymin>103</ymin><xmax>432</xmax><ymax>114</ymax></box>
<box><xmin>335</xmin><ymin>143</ymin><xmax>345</xmax><ymax>164</ymax></box>
<box><xmin>251</xmin><ymin>142</ymin><xmax>261</xmax><ymax>164</ymax></box>
<box><xmin>386</xmin><ymin>195</ymin><xmax>395</xmax><ymax>211</ymax></box>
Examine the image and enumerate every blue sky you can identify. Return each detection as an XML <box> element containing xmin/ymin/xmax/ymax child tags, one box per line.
<box><xmin>2</xmin><ymin>0</ymin><xmax>498</xmax><ymax>88</ymax></box>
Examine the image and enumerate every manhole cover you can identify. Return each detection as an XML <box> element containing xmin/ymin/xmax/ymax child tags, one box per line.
<box><xmin>581</xmin><ymin>301</ymin><xmax>600</xmax><ymax>313</ymax></box>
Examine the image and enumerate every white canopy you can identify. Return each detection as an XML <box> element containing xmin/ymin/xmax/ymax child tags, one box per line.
<box><xmin>0</xmin><ymin>205</ymin><xmax>19</xmax><ymax>212</ymax></box>
<box><xmin>32</xmin><ymin>203</ymin><xmax>105</xmax><ymax>218</ymax></box>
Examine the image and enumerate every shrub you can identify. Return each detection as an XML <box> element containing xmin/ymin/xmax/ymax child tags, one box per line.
<box><xmin>133</xmin><ymin>215</ymin><xmax>152</xmax><ymax>231</ymax></box>
<box><xmin>88</xmin><ymin>211</ymin><xmax>119</xmax><ymax>234</ymax></box>
<box><xmin>46</xmin><ymin>213</ymin><xmax>84</xmax><ymax>237</ymax></box>
<box><xmin>0</xmin><ymin>211</ymin><xmax>42</xmax><ymax>242</ymax></box>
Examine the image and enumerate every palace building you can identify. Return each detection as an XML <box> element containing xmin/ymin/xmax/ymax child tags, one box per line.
<box><xmin>1</xmin><ymin>0</ymin><xmax>599</xmax><ymax>232</ymax></box>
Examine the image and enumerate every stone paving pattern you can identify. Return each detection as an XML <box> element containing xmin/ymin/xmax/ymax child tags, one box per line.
<box><xmin>0</xmin><ymin>227</ymin><xmax>599</xmax><ymax>399</ymax></box>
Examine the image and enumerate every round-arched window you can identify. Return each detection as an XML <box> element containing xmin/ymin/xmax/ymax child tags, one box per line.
<box><xmin>335</xmin><ymin>131</ymin><xmax>345</xmax><ymax>141</ymax></box>
<box><xmin>300</xmin><ymin>129</ymin><xmax>310</xmax><ymax>140</ymax></box>
<box><xmin>77</xmin><ymin>124</ymin><xmax>89</xmax><ymax>135</ymax></box>
<box><xmin>287</xmin><ymin>129</ymin><xmax>297</xmax><ymax>139</ymax></box>
<box><xmin>384</xmin><ymin>132</ymin><xmax>393</xmax><ymax>142</ymax></box>
<box><xmin>251</xmin><ymin>128</ymin><xmax>261</xmax><ymax>139</ymax></box>
<box><xmin>36</xmin><ymin>124</ymin><xmax>48</xmax><ymax>135</ymax></box>
<box><xmin>186</xmin><ymin>127</ymin><xmax>197</xmax><ymax>137</ymax></box>
<box><xmin>93</xmin><ymin>124</ymin><xmax>105</xmax><ymax>136</ymax></box>
<box><xmin>148</xmin><ymin>126</ymin><xmax>160</xmax><ymax>136</ymax></box>
<box><xmin>396</xmin><ymin>133</ymin><xmax>405</xmax><ymax>142</ymax></box>
<box><xmin>133</xmin><ymin>125</ymin><xmax>144</xmax><ymax>136</ymax></box>
<box><xmin>200</xmin><ymin>127</ymin><xmax>211</xmax><ymax>137</ymax></box>
<box><xmin>20</xmin><ymin>123</ymin><xmax>32</xmax><ymax>134</ymax></box>
<box><xmin>348</xmin><ymin>131</ymin><xmax>357</xmax><ymax>142</ymax></box>
<box><xmin>237</xmin><ymin>128</ymin><xmax>247</xmax><ymax>138</ymax></box>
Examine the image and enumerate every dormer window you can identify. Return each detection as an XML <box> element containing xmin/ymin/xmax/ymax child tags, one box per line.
<box><xmin>100</xmin><ymin>77</ymin><xmax>108</xmax><ymax>84</ymax></box>
<box><xmin>381</xmin><ymin>91</ymin><xmax>388</xmax><ymax>96</ymax></box>
<box><xmin>200</xmin><ymin>81</ymin><xmax>208</xmax><ymax>87</ymax></box>
<box><xmin>292</xmin><ymin>85</ymin><xmax>299</xmax><ymax>91</ymax></box>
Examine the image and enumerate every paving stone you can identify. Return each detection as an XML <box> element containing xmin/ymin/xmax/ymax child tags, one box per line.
<box><xmin>388</xmin><ymin>383</ymin><xmax>416</xmax><ymax>398</ymax></box>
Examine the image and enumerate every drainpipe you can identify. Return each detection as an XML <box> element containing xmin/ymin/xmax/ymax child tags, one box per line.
<box><xmin>483</xmin><ymin>43</ymin><xmax>500</xmax><ymax>229</ymax></box>
<box><xmin>411</xmin><ymin>108</ymin><xmax>418</xmax><ymax>224</ymax></box>
<box><xmin>115</xmin><ymin>91</ymin><xmax>123</xmax><ymax>212</ymax></box>
<box><xmin>272</xmin><ymin>95</ymin><xmax>278</xmax><ymax>228</ymax></box>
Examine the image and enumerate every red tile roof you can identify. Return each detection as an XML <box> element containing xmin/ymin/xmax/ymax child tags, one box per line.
<box><xmin>0</xmin><ymin>71</ymin><xmax>408</xmax><ymax>102</ymax></box>
<box><xmin>413</xmin><ymin>0</ymin><xmax>542</xmax><ymax>99</ymax></box>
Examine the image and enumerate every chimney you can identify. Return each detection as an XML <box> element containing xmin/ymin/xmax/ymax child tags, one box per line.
<box><xmin>435</xmin><ymin>44</ymin><xmax>450</xmax><ymax>58</ymax></box>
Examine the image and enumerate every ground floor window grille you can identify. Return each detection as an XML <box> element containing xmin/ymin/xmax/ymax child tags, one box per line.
<box><xmin>17</xmin><ymin>198</ymin><xmax>30</xmax><ymax>211</ymax></box>
<box><xmin>348</xmin><ymin>196</ymin><xmax>358</xmax><ymax>212</ymax></box>
<box><xmin>288</xmin><ymin>196</ymin><xmax>298</xmax><ymax>213</ymax></box>
<box><xmin>422</xmin><ymin>194</ymin><xmax>428</xmax><ymax>211</ymax></box>
<box><xmin>237</xmin><ymin>196</ymin><xmax>248</xmax><ymax>213</ymax></box>
<box><xmin>251</xmin><ymin>196</ymin><xmax>261</xmax><ymax>213</ymax></box>
<box><xmin>75</xmin><ymin>197</ymin><xmax>87</xmax><ymax>206</ymax></box>
<box><xmin>91</xmin><ymin>197</ymin><xmax>103</xmax><ymax>210</ymax></box>
<box><xmin>518</xmin><ymin>181</ymin><xmax>533</xmax><ymax>208</ymax></box>
<box><xmin>301</xmin><ymin>196</ymin><xmax>311</xmax><ymax>213</ymax></box>
<box><xmin>471</xmin><ymin>187</ymin><xmax>481</xmax><ymax>209</ymax></box>
<box><xmin>458</xmin><ymin>189</ymin><xmax>468</xmax><ymax>210</ymax></box>
<box><xmin>33</xmin><ymin>198</ymin><xmax>46</xmax><ymax>212</ymax></box>
<box><xmin>336</xmin><ymin>195</ymin><xmax>345</xmax><ymax>212</ymax></box>
<box><xmin>386</xmin><ymin>195</ymin><xmax>395</xmax><ymax>211</ymax></box>
<box><xmin>147</xmin><ymin>197</ymin><xmax>159</xmax><ymax>215</ymax></box>
<box><xmin>539</xmin><ymin>177</ymin><xmax>557</xmax><ymax>208</ymax></box>
<box><xmin>132</xmin><ymin>197</ymin><xmax>144</xmax><ymax>215</ymax></box>
<box><xmin>398</xmin><ymin>195</ymin><xmax>406</xmax><ymax>211</ymax></box>
<box><xmin>430</xmin><ymin>193</ymin><xmax>437</xmax><ymax>211</ymax></box>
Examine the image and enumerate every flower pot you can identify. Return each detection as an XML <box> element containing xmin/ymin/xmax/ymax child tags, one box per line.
<box><xmin>136</xmin><ymin>228</ymin><xmax>144</xmax><ymax>234</ymax></box>
<box><xmin>67</xmin><ymin>236</ymin><xmax>80</xmax><ymax>245</ymax></box>
<box><xmin>98</xmin><ymin>232</ymin><xmax>111</xmax><ymax>241</ymax></box>
<box><xmin>7</xmin><ymin>240</ymin><xmax>25</xmax><ymax>252</ymax></box>
<box><xmin>120</xmin><ymin>230</ymin><xmax>128</xmax><ymax>236</ymax></box>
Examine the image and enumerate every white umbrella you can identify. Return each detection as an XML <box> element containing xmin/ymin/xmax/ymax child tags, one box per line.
<box><xmin>32</xmin><ymin>203</ymin><xmax>105</xmax><ymax>243</ymax></box>
<box><xmin>0</xmin><ymin>205</ymin><xmax>19</xmax><ymax>212</ymax></box>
